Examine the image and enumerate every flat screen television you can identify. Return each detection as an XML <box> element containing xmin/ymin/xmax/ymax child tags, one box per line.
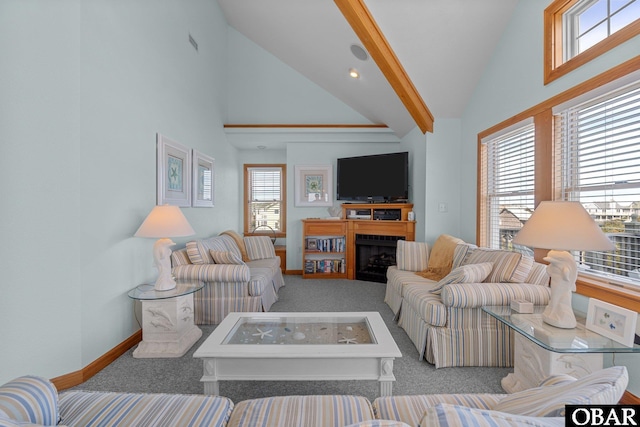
<box><xmin>336</xmin><ymin>152</ymin><xmax>409</xmax><ymax>202</ymax></box>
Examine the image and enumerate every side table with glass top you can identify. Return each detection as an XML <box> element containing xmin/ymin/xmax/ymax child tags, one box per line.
<box><xmin>483</xmin><ymin>305</ymin><xmax>640</xmax><ymax>393</ymax></box>
<box><xmin>128</xmin><ymin>280</ymin><xmax>204</xmax><ymax>358</ymax></box>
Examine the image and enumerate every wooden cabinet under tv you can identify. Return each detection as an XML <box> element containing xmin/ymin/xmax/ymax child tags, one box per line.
<box><xmin>302</xmin><ymin>204</ymin><xmax>415</xmax><ymax>280</ymax></box>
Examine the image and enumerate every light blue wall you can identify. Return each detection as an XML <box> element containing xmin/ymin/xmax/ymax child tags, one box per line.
<box><xmin>460</xmin><ymin>0</ymin><xmax>640</xmax><ymax>394</ymax></box>
<box><xmin>0</xmin><ymin>0</ymin><xmax>240</xmax><ymax>384</ymax></box>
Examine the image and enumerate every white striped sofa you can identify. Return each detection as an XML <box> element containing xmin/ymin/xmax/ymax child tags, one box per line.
<box><xmin>1</xmin><ymin>366</ymin><xmax>628</xmax><ymax>427</ymax></box>
<box><xmin>385</xmin><ymin>240</ymin><xmax>551</xmax><ymax>368</ymax></box>
<box><xmin>171</xmin><ymin>231</ymin><xmax>285</xmax><ymax>324</ymax></box>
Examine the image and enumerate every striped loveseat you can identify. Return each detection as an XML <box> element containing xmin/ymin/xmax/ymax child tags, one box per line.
<box><xmin>1</xmin><ymin>366</ymin><xmax>628</xmax><ymax>426</ymax></box>
<box><xmin>171</xmin><ymin>230</ymin><xmax>284</xmax><ymax>324</ymax></box>
<box><xmin>385</xmin><ymin>239</ymin><xmax>551</xmax><ymax>368</ymax></box>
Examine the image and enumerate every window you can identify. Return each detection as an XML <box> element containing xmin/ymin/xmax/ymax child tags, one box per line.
<box><xmin>480</xmin><ymin>123</ymin><xmax>536</xmax><ymax>254</ymax></box>
<box><xmin>544</xmin><ymin>0</ymin><xmax>640</xmax><ymax>84</ymax></box>
<box><xmin>244</xmin><ymin>164</ymin><xmax>286</xmax><ymax>236</ymax></box>
<box><xmin>554</xmin><ymin>81</ymin><xmax>640</xmax><ymax>284</ymax></box>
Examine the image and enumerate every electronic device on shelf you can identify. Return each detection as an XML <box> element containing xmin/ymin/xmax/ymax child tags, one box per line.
<box><xmin>336</xmin><ymin>152</ymin><xmax>409</xmax><ymax>202</ymax></box>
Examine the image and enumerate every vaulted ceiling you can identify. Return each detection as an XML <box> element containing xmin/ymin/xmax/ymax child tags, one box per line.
<box><xmin>218</xmin><ymin>0</ymin><xmax>518</xmax><ymax>138</ymax></box>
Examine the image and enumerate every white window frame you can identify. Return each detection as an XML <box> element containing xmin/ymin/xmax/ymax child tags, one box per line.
<box><xmin>244</xmin><ymin>164</ymin><xmax>286</xmax><ymax>236</ymax></box>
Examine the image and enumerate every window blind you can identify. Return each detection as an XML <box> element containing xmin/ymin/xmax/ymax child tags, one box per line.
<box><xmin>247</xmin><ymin>166</ymin><xmax>283</xmax><ymax>233</ymax></box>
<box><xmin>482</xmin><ymin>124</ymin><xmax>535</xmax><ymax>253</ymax></box>
<box><xmin>554</xmin><ymin>80</ymin><xmax>640</xmax><ymax>284</ymax></box>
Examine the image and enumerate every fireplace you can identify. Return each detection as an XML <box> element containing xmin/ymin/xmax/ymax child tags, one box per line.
<box><xmin>355</xmin><ymin>234</ymin><xmax>405</xmax><ymax>283</ymax></box>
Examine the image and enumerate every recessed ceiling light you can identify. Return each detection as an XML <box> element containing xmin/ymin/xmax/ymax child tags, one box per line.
<box><xmin>349</xmin><ymin>68</ymin><xmax>360</xmax><ymax>79</ymax></box>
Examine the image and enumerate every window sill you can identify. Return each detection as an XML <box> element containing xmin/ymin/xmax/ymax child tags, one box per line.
<box><xmin>576</xmin><ymin>274</ymin><xmax>640</xmax><ymax>312</ymax></box>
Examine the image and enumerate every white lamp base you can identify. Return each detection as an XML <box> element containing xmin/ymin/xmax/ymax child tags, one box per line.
<box><xmin>152</xmin><ymin>238</ymin><xmax>176</xmax><ymax>291</ymax></box>
<box><xmin>542</xmin><ymin>250</ymin><xmax>577</xmax><ymax>329</ymax></box>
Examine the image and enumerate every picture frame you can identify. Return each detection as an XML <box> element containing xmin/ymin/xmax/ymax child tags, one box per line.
<box><xmin>192</xmin><ymin>150</ymin><xmax>215</xmax><ymax>207</ymax></box>
<box><xmin>294</xmin><ymin>165</ymin><xmax>332</xmax><ymax>207</ymax></box>
<box><xmin>585</xmin><ymin>298</ymin><xmax>638</xmax><ymax>347</ymax></box>
<box><xmin>157</xmin><ymin>133</ymin><xmax>191</xmax><ymax>207</ymax></box>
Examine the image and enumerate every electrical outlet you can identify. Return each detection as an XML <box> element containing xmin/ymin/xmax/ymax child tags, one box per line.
<box><xmin>438</xmin><ymin>202</ymin><xmax>448</xmax><ymax>213</ymax></box>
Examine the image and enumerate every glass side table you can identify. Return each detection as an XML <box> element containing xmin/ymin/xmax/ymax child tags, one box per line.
<box><xmin>128</xmin><ymin>280</ymin><xmax>204</xmax><ymax>358</ymax></box>
<box><xmin>483</xmin><ymin>305</ymin><xmax>640</xmax><ymax>393</ymax></box>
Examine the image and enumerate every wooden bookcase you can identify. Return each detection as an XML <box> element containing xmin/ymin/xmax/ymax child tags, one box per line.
<box><xmin>302</xmin><ymin>204</ymin><xmax>415</xmax><ymax>280</ymax></box>
<box><xmin>302</xmin><ymin>219</ymin><xmax>348</xmax><ymax>279</ymax></box>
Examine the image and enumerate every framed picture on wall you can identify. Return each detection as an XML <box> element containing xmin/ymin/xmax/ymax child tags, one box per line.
<box><xmin>192</xmin><ymin>150</ymin><xmax>215</xmax><ymax>207</ymax></box>
<box><xmin>157</xmin><ymin>133</ymin><xmax>191</xmax><ymax>207</ymax></box>
<box><xmin>294</xmin><ymin>165</ymin><xmax>333</xmax><ymax>207</ymax></box>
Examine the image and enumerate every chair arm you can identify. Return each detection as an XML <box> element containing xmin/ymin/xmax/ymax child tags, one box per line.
<box><xmin>441</xmin><ymin>282</ymin><xmax>551</xmax><ymax>308</ymax></box>
<box><xmin>0</xmin><ymin>375</ymin><xmax>59</xmax><ymax>425</ymax></box>
<box><xmin>172</xmin><ymin>264</ymin><xmax>251</xmax><ymax>283</ymax></box>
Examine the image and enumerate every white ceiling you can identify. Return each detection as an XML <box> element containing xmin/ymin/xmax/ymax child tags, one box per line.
<box><xmin>218</xmin><ymin>0</ymin><xmax>518</xmax><ymax>138</ymax></box>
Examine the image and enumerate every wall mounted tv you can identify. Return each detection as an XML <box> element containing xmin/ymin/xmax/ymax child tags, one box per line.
<box><xmin>336</xmin><ymin>152</ymin><xmax>409</xmax><ymax>202</ymax></box>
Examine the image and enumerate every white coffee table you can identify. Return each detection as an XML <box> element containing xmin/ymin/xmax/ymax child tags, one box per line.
<box><xmin>193</xmin><ymin>311</ymin><xmax>402</xmax><ymax>396</ymax></box>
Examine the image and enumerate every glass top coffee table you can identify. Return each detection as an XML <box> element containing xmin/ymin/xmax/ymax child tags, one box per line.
<box><xmin>193</xmin><ymin>311</ymin><xmax>402</xmax><ymax>396</ymax></box>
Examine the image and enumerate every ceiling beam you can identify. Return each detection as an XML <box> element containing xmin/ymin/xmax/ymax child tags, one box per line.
<box><xmin>334</xmin><ymin>0</ymin><xmax>434</xmax><ymax>133</ymax></box>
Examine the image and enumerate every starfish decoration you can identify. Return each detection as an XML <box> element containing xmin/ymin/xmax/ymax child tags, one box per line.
<box><xmin>338</xmin><ymin>337</ymin><xmax>358</xmax><ymax>344</ymax></box>
<box><xmin>252</xmin><ymin>328</ymin><xmax>273</xmax><ymax>339</ymax></box>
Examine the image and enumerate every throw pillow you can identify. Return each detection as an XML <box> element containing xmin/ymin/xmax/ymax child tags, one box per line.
<box><xmin>464</xmin><ymin>248</ymin><xmax>529</xmax><ymax>283</ymax></box>
<box><xmin>415</xmin><ymin>234</ymin><xmax>464</xmax><ymax>280</ymax></box>
<box><xmin>430</xmin><ymin>262</ymin><xmax>494</xmax><ymax>294</ymax></box>
<box><xmin>492</xmin><ymin>366</ymin><xmax>628</xmax><ymax>417</ymax></box>
<box><xmin>420</xmin><ymin>404</ymin><xmax>565</xmax><ymax>427</ymax></box>
<box><xmin>185</xmin><ymin>237</ymin><xmax>226</xmax><ymax>265</ymax></box>
<box><xmin>209</xmin><ymin>250</ymin><xmax>245</xmax><ymax>265</ymax></box>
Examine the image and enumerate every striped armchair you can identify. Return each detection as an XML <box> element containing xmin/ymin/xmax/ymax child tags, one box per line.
<box><xmin>386</xmin><ymin>239</ymin><xmax>551</xmax><ymax>367</ymax></box>
<box><xmin>171</xmin><ymin>231</ymin><xmax>284</xmax><ymax>324</ymax></box>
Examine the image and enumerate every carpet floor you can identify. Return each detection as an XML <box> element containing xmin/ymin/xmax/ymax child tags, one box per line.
<box><xmin>72</xmin><ymin>275</ymin><xmax>512</xmax><ymax>403</ymax></box>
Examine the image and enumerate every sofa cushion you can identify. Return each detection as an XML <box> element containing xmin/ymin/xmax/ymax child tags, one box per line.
<box><xmin>492</xmin><ymin>366</ymin><xmax>628</xmax><ymax>417</ymax></box>
<box><xmin>396</xmin><ymin>240</ymin><xmax>429</xmax><ymax>272</ymax></box>
<box><xmin>227</xmin><ymin>395</ymin><xmax>375</xmax><ymax>427</ymax></box>
<box><xmin>220</xmin><ymin>230</ymin><xmax>250</xmax><ymax>261</ymax></box>
<box><xmin>244</xmin><ymin>236</ymin><xmax>276</xmax><ymax>260</ymax></box>
<box><xmin>210</xmin><ymin>250</ymin><xmax>245</xmax><ymax>265</ymax></box>
<box><xmin>186</xmin><ymin>237</ymin><xmax>227</xmax><ymax>264</ymax></box>
<box><xmin>430</xmin><ymin>263</ymin><xmax>494</xmax><ymax>294</ymax></box>
<box><xmin>451</xmin><ymin>243</ymin><xmax>478</xmax><ymax>270</ymax></box>
<box><xmin>416</xmin><ymin>235</ymin><xmax>464</xmax><ymax>281</ymax></box>
<box><xmin>463</xmin><ymin>248</ymin><xmax>532</xmax><ymax>283</ymax></box>
<box><xmin>0</xmin><ymin>376</ymin><xmax>59</xmax><ymax>426</ymax></box>
<box><xmin>420</xmin><ymin>404</ymin><xmax>564</xmax><ymax>427</ymax></box>
<box><xmin>59</xmin><ymin>390</ymin><xmax>233</xmax><ymax>427</ymax></box>
<box><xmin>345</xmin><ymin>421</ymin><xmax>411</xmax><ymax>427</ymax></box>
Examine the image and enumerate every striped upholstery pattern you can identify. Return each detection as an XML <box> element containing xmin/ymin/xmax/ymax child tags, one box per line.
<box><xmin>395</xmin><ymin>240</ymin><xmax>429</xmax><ymax>272</ymax></box>
<box><xmin>401</xmin><ymin>284</ymin><xmax>447</xmax><ymax>327</ymax></box>
<box><xmin>427</xmin><ymin>322</ymin><xmax>514</xmax><ymax>367</ymax></box>
<box><xmin>173</xmin><ymin>264</ymin><xmax>251</xmax><ymax>283</ymax></box>
<box><xmin>430</xmin><ymin>263</ymin><xmax>493</xmax><ymax>294</ymax></box>
<box><xmin>492</xmin><ymin>366</ymin><xmax>629</xmax><ymax>417</ymax></box>
<box><xmin>220</xmin><ymin>230</ymin><xmax>250</xmax><ymax>261</ymax></box>
<box><xmin>244</xmin><ymin>236</ymin><xmax>276</xmax><ymax>260</ymax></box>
<box><xmin>186</xmin><ymin>237</ymin><xmax>227</xmax><ymax>264</ymax></box>
<box><xmin>385</xmin><ymin>267</ymin><xmax>436</xmax><ymax>317</ymax></box>
<box><xmin>463</xmin><ymin>249</ymin><xmax>530</xmax><ymax>283</ymax></box>
<box><xmin>170</xmin><ymin>248</ymin><xmax>191</xmax><ymax>266</ymax></box>
<box><xmin>440</xmin><ymin>282</ymin><xmax>551</xmax><ymax>309</ymax></box>
<box><xmin>419</xmin><ymin>404</ymin><xmax>564</xmax><ymax>427</ymax></box>
<box><xmin>525</xmin><ymin>262</ymin><xmax>550</xmax><ymax>286</ymax></box>
<box><xmin>345</xmin><ymin>421</ymin><xmax>411</xmax><ymax>427</ymax></box>
<box><xmin>451</xmin><ymin>243</ymin><xmax>477</xmax><ymax>270</ymax></box>
<box><xmin>397</xmin><ymin>292</ymin><xmax>432</xmax><ymax>358</ymax></box>
<box><xmin>0</xmin><ymin>376</ymin><xmax>59</xmax><ymax>425</ymax></box>
<box><xmin>373</xmin><ymin>394</ymin><xmax>503</xmax><ymax>427</ymax></box>
<box><xmin>58</xmin><ymin>390</ymin><xmax>233</xmax><ymax>427</ymax></box>
<box><xmin>247</xmin><ymin>259</ymin><xmax>285</xmax><ymax>293</ymax></box>
<box><xmin>210</xmin><ymin>250</ymin><xmax>245</xmax><ymax>265</ymax></box>
<box><xmin>227</xmin><ymin>395</ymin><xmax>375</xmax><ymax>427</ymax></box>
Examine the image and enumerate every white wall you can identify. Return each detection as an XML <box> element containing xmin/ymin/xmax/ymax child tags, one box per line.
<box><xmin>0</xmin><ymin>0</ymin><xmax>240</xmax><ymax>384</ymax></box>
<box><xmin>460</xmin><ymin>0</ymin><xmax>640</xmax><ymax>394</ymax></box>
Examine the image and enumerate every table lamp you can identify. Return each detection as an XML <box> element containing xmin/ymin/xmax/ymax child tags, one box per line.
<box><xmin>512</xmin><ymin>201</ymin><xmax>615</xmax><ymax>329</ymax></box>
<box><xmin>135</xmin><ymin>205</ymin><xmax>195</xmax><ymax>291</ymax></box>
